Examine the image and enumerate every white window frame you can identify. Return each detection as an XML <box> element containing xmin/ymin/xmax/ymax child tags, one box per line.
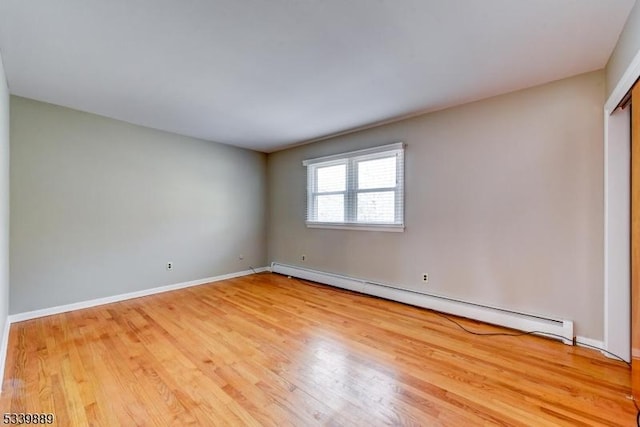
<box><xmin>302</xmin><ymin>142</ymin><xmax>405</xmax><ymax>232</ymax></box>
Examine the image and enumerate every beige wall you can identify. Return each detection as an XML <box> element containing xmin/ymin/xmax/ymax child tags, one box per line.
<box><xmin>268</xmin><ymin>71</ymin><xmax>605</xmax><ymax>340</ymax></box>
<box><xmin>606</xmin><ymin>0</ymin><xmax>640</xmax><ymax>96</ymax></box>
<box><xmin>10</xmin><ymin>96</ymin><xmax>267</xmax><ymax>314</ymax></box>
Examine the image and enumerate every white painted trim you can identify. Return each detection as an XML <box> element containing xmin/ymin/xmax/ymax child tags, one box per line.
<box><xmin>604</xmin><ymin>108</ymin><xmax>612</xmax><ymax>356</ymax></box>
<box><xmin>603</xmin><ymin>47</ymin><xmax>640</xmax><ymax>364</ymax></box>
<box><xmin>604</xmin><ymin>107</ymin><xmax>631</xmax><ymax>363</ymax></box>
<box><xmin>302</xmin><ymin>142</ymin><xmax>404</xmax><ymax>166</ymax></box>
<box><xmin>575</xmin><ymin>336</ymin><xmax>604</xmax><ymax>350</ymax></box>
<box><xmin>576</xmin><ymin>336</ymin><xmax>629</xmax><ymax>362</ymax></box>
<box><xmin>7</xmin><ymin>267</ymin><xmax>269</xmax><ymax>323</ymax></box>
<box><xmin>306</xmin><ymin>223</ymin><xmax>405</xmax><ymax>232</ymax></box>
<box><xmin>271</xmin><ymin>262</ymin><xmax>574</xmax><ymax>345</ymax></box>
<box><xmin>605</xmin><ymin>48</ymin><xmax>640</xmax><ymax>112</ymax></box>
<box><xmin>0</xmin><ymin>318</ymin><xmax>10</xmax><ymax>392</ymax></box>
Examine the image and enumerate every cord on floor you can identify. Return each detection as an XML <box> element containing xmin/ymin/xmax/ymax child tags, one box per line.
<box><xmin>288</xmin><ymin>275</ymin><xmax>639</xmax><ymax>424</ymax></box>
<box><xmin>431</xmin><ymin>311</ymin><xmax>630</xmax><ymax>366</ymax></box>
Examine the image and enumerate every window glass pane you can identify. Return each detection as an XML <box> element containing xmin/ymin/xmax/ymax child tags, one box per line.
<box><xmin>316</xmin><ymin>194</ymin><xmax>344</xmax><ymax>222</ymax></box>
<box><xmin>358</xmin><ymin>156</ymin><xmax>396</xmax><ymax>189</ymax></box>
<box><xmin>357</xmin><ymin>192</ymin><xmax>394</xmax><ymax>223</ymax></box>
<box><xmin>316</xmin><ymin>164</ymin><xmax>346</xmax><ymax>192</ymax></box>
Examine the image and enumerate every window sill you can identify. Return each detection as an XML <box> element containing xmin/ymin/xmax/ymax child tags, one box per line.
<box><xmin>306</xmin><ymin>222</ymin><xmax>405</xmax><ymax>232</ymax></box>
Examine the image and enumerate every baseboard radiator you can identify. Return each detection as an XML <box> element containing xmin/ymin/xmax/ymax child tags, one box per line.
<box><xmin>270</xmin><ymin>263</ymin><xmax>574</xmax><ymax>345</ymax></box>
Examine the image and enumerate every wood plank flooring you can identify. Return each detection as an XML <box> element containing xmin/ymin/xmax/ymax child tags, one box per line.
<box><xmin>0</xmin><ymin>273</ymin><xmax>635</xmax><ymax>426</ymax></box>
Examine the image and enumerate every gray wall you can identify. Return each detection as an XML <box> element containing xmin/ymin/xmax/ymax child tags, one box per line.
<box><xmin>268</xmin><ymin>71</ymin><xmax>605</xmax><ymax>340</ymax></box>
<box><xmin>10</xmin><ymin>96</ymin><xmax>267</xmax><ymax>314</ymax></box>
<box><xmin>0</xmin><ymin>52</ymin><xmax>10</xmax><ymax>371</ymax></box>
<box><xmin>606</xmin><ymin>0</ymin><xmax>640</xmax><ymax>96</ymax></box>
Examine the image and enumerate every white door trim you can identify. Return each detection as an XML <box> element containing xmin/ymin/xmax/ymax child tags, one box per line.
<box><xmin>604</xmin><ymin>48</ymin><xmax>640</xmax><ymax>362</ymax></box>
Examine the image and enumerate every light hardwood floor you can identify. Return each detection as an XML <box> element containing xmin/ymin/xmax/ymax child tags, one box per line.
<box><xmin>0</xmin><ymin>273</ymin><xmax>635</xmax><ymax>426</ymax></box>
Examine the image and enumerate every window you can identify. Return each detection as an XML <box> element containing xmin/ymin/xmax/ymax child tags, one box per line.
<box><xmin>303</xmin><ymin>143</ymin><xmax>405</xmax><ymax>231</ymax></box>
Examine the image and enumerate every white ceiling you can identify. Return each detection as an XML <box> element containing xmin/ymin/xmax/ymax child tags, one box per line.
<box><xmin>0</xmin><ymin>1</ymin><xmax>635</xmax><ymax>152</ymax></box>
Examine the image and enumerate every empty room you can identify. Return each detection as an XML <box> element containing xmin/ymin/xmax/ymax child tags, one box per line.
<box><xmin>0</xmin><ymin>0</ymin><xmax>639</xmax><ymax>425</ymax></box>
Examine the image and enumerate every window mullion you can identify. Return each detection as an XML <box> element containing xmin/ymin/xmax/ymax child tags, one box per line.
<box><xmin>354</xmin><ymin>187</ymin><xmax>396</xmax><ymax>194</ymax></box>
<box><xmin>309</xmin><ymin>165</ymin><xmax>316</xmax><ymax>221</ymax></box>
<box><xmin>346</xmin><ymin>159</ymin><xmax>356</xmax><ymax>222</ymax></box>
<box><xmin>396</xmin><ymin>151</ymin><xmax>403</xmax><ymax>225</ymax></box>
<box><xmin>313</xmin><ymin>190</ymin><xmax>347</xmax><ymax>196</ymax></box>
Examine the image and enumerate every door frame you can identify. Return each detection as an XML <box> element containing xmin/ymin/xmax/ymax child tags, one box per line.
<box><xmin>604</xmin><ymin>49</ymin><xmax>640</xmax><ymax>362</ymax></box>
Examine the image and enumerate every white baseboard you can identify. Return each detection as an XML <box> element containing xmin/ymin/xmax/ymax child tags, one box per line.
<box><xmin>0</xmin><ymin>317</ymin><xmax>10</xmax><ymax>392</ymax></box>
<box><xmin>272</xmin><ymin>262</ymin><xmax>574</xmax><ymax>345</ymax></box>
<box><xmin>575</xmin><ymin>336</ymin><xmax>604</xmax><ymax>350</ymax></box>
<box><xmin>8</xmin><ymin>267</ymin><xmax>269</xmax><ymax>324</ymax></box>
<box><xmin>576</xmin><ymin>336</ymin><xmax>626</xmax><ymax>362</ymax></box>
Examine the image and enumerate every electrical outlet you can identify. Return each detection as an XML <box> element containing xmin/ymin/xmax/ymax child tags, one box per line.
<box><xmin>239</xmin><ymin>254</ymin><xmax>244</xmax><ymax>260</ymax></box>
<box><xmin>167</xmin><ymin>262</ymin><xmax>173</xmax><ymax>271</ymax></box>
<box><xmin>301</xmin><ymin>254</ymin><xmax>306</xmax><ymax>261</ymax></box>
<box><xmin>422</xmin><ymin>273</ymin><xmax>428</xmax><ymax>283</ymax></box>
